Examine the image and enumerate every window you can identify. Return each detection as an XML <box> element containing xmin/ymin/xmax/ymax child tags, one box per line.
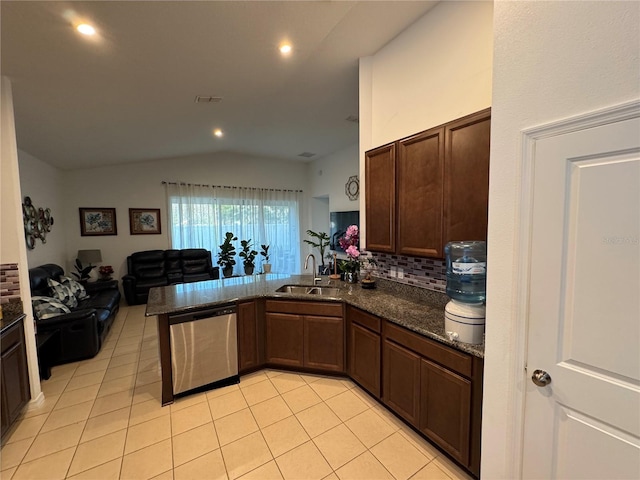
<box><xmin>166</xmin><ymin>183</ymin><xmax>302</xmax><ymax>275</ymax></box>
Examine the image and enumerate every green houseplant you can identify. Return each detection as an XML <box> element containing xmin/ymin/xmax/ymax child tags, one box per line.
<box><xmin>71</xmin><ymin>258</ymin><xmax>96</xmax><ymax>283</ymax></box>
<box><xmin>303</xmin><ymin>230</ymin><xmax>330</xmax><ymax>273</ymax></box>
<box><xmin>239</xmin><ymin>239</ymin><xmax>258</xmax><ymax>275</ymax></box>
<box><xmin>260</xmin><ymin>244</ymin><xmax>271</xmax><ymax>274</ymax></box>
<box><xmin>217</xmin><ymin>232</ymin><xmax>237</xmax><ymax>278</ymax></box>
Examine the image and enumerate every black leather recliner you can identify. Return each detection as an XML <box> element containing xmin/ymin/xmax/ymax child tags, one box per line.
<box><xmin>29</xmin><ymin>264</ymin><xmax>121</xmax><ymax>365</ymax></box>
<box><xmin>122</xmin><ymin>249</ymin><xmax>219</xmax><ymax>305</ymax></box>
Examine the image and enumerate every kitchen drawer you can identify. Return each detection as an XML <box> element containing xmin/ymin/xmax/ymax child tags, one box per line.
<box><xmin>265</xmin><ymin>300</ymin><xmax>342</xmax><ymax>318</ymax></box>
<box><xmin>384</xmin><ymin>321</ymin><xmax>472</xmax><ymax>378</ymax></box>
<box><xmin>347</xmin><ymin>305</ymin><xmax>381</xmax><ymax>333</ymax></box>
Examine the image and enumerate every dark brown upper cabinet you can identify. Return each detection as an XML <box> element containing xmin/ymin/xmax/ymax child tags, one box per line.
<box><xmin>365</xmin><ymin>143</ymin><xmax>396</xmax><ymax>253</ymax></box>
<box><xmin>397</xmin><ymin>127</ymin><xmax>445</xmax><ymax>258</ymax></box>
<box><xmin>443</xmin><ymin>109</ymin><xmax>491</xmax><ymax>245</ymax></box>
<box><xmin>365</xmin><ymin>108</ymin><xmax>490</xmax><ymax>259</ymax></box>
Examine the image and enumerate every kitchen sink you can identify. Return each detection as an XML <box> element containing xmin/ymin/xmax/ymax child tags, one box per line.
<box><xmin>275</xmin><ymin>285</ymin><xmax>341</xmax><ymax>296</ymax></box>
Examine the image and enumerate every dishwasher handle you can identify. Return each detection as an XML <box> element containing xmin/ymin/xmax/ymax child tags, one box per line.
<box><xmin>168</xmin><ymin>305</ymin><xmax>236</xmax><ymax>325</ymax></box>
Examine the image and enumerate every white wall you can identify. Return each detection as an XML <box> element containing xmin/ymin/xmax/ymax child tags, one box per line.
<box><xmin>18</xmin><ymin>150</ymin><xmax>67</xmax><ymax>268</ymax></box>
<box><xmin>484</xmin><ymin>2</ymin><xmax>640</xmax><ymax>478</ymax></box>
<box><xmin>308</xmin><ymin>143</ymin><xmax>359</xmax><ymax>213</ymax></box>
<box><xmin>307</xmin><ymin>143</ymin><xmax>359</xmax><ymax>257</ymax></box>
<box><xmin>359</xmin><ymin>0</ymin><xmax>494</xmax><ymax>241</ymax></box>
<box><xmin>1</xmin><ymin>77</ymin><xmax>43</xmax><ymax>403</ymax></box>
<box><xmin>364</xmin><ymin>0</ymin><xmax>493</xmax><ymax>149</ymax></box>
<box><xmin>60</xmin><ymin>152</ymin><xmax>310</xmax><ymax>281</ymax></box>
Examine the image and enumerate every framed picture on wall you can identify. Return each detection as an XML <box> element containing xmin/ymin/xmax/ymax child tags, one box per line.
<box><xmin>129</xmin><ymin>208</ymin><xmax>161</xmax><ymax>235</ymax></box>
<box><xmin>79</xmin><ymin>208</ymin><xmax>117</xmax><ymax>236</ymax></box>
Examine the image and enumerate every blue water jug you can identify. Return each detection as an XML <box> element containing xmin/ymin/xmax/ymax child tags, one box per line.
<box><xmin>445</xmin><ymin>241</ymin><xmax>486</xmax><ymax>303</ymax></box>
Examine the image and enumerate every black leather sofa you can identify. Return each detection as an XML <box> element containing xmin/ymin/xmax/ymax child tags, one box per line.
<box><xmin>122</xmin><ymin>249</ymin><xmax>219</xmax><ymax>305</ymax></box>
<box><xmin>29</xmin><ymin>264</ymin><xmax>121</xmax><ymax>365</ymax></box>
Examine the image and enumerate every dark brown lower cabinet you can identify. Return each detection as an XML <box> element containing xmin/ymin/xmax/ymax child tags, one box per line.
<box><xmin>237</xmin><ymin>300</ymin><xmax>263</xmax><ymax>374</ymax></box>
<box><xmin>383</xmin><ymin>339</ymin><xmax>421</xmax><ymax>426</ymax></box>
<box><xmin>265</xmin><ymin>313</ymin><xmax>304</xmax><ymax>367</ymax></box>
<box><xmin>349</xmin><ymin>322</ymin><xmax>381</xmax><ymax>397</ymax></box>
<box><xmin>1</xmin><ymin>316</ymin><xmax>31</xmax><ymax>438</ymax></box>
<box><xmin>420</xmin><ymin>358</ymin><xmax>471</xmax><ymax>465</ymax></box>
<box><xmin>304</xmin><ymin>315</ymin><xmax>344</xmax><ymax>372</ymax></box>
<box><xmin>381</xmin><ymin>320</ymin><xmax>482</xmax><ymax>478</ymax></box>
<box><xmin>265</xmin><ymin>300</ymin><xmax>344</xmax><ymax>373</ymax></box>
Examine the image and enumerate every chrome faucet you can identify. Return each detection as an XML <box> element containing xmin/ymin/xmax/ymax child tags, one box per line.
<box><xmin>304</xmin><ymin>253</ymin><xmax>322</xmax><ymax>285</ymax></box>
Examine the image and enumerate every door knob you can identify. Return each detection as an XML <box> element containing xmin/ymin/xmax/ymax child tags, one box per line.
<box><xmin>531</xmin><ymin>369</ymin><xmax>551</xmax><ymax>387</ymax></box>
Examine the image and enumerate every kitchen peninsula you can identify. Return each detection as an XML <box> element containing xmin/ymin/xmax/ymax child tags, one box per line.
<box><xmin>146</xmin><ymin>273</ymin><xmax>484</xmax><ymax>477</ymax></box>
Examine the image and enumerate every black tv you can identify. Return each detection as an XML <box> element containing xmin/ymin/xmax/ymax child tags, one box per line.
<box><xmin>330</xmin><ymin>211</ymin><xmax>360</xmax><ymax>252</ymax></box>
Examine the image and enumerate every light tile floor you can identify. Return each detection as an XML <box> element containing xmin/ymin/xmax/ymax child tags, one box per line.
<box><xmin>1</xmin><ymin>305</ymin><xmax>473</xmax><ymax>480</ymax></box>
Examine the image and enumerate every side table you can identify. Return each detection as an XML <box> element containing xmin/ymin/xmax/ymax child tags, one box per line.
<box><xmin>84</xmin><ymin>279</ymin><xmax>119</xmax><ymax>293</ymax></box>
<box><xmin>36</xmin><ymin>330</ymin><xmax>60</xmax><ymax>380</ymax></box>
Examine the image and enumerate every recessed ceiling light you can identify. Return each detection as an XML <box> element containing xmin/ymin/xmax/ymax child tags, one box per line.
<box><xmin>213</xmin><ymin>129</ymin><xmax>223</xmax><ymax>138</ymax></box>
<box><xmin>279</xmin><ymin>43</ymin><xmax>292</xmax><ymax>55</ymax></box>
<box><xmin>76</xmin><ymin>24</ymin><xmax>96</xmax><ymax>36</ymax></box>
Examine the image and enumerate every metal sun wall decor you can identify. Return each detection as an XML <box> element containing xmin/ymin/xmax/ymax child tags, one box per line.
<box><xmin>22</xmin><ymin>196</ymin><xmax>54</xmax><ymax>249</ymax></box>
<box><xmin>345</xmin><ymin>175</ymin><xmax>359</xmax><ymax>201</ymax></box>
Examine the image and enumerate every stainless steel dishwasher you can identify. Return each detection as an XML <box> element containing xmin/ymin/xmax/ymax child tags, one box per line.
<box><xmin>168</xmin><ymin>305</ymin><xmax>238</xmax><ymax>396</ymax></box>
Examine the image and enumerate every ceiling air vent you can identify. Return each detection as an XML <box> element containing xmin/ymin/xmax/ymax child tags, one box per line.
<box><xmin>298</xmin><ymin>152</ymin><xmax>316</xmax><ymax>158</ymax></box>
<box><xmin>194</xmin><ymin>95</ymin><xmax>223</xmax><ymax>103</ymax></box>
<box><xmin>345</xmin><ymin>115</ymin><xmax>359</xmax><ymax>123</ymax></box>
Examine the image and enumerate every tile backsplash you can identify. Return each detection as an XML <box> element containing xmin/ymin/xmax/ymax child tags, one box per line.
<box><xmin>0</xmin><ymin>263</ymin><xmax>24</xmax><ymax>318</ymax></box>
<box><xmin>0</xmin><ymin>263</ymin><xmax>21</xmax><ymax>304</ymax></box>
<box><xmin>370</xmin><ymin>252</ymin><xmax>446</xmax><ymax>293</ymax></box>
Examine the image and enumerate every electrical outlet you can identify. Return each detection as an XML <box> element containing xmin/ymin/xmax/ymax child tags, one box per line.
<box><xmin>398</xmin><ymin>267</ymin><xmax>404</xmax><ymax>279</ymax></box>
<box><xmin>390</xmin><ymin>266</ymin><xmax>397</xmax><ymax>278</ymax></box>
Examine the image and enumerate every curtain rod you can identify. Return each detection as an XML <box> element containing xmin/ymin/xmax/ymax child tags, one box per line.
<box><xmin>162</xmin><ymin>181</ymin><xmax>303</xmax><ymax>193</ymax></box>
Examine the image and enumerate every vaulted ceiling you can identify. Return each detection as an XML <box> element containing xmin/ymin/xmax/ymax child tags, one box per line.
<box><xmin>2</xmin><ymin>1</ymin><xmax>437</xmax><ymax>170</ymax></box>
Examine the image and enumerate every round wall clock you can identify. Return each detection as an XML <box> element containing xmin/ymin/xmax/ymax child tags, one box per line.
<box><xmin>345</xmin><ymin>175</ymin><xmax>359</xmax><ymax>201</ymax></box>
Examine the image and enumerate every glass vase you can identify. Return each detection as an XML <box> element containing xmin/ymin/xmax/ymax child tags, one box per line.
<box><xmin>345</xmin><ymin>272</ymin><xmax>358</xmax><ymax>284</ymax></box>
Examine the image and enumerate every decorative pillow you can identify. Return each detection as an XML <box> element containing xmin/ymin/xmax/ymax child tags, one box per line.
<box><xmin>47</xmin><ymin>278</ymin><xmax>78</xmax><ymax>309</ymax></box>
<box><xmin>60</xmin><ymin>275</ymin><xmax>89</xmax><ymax>300</ymax></box>
<box><xmin>32</xmin><ymin>295</ymin><xmax>71</xmax><ymax>320</ymax></box>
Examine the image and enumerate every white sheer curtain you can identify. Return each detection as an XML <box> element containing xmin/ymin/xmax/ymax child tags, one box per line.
<box><xmin>165</xmin><ymin>182</ymin><xmax>302</xmax><ymax>275</ymax></box>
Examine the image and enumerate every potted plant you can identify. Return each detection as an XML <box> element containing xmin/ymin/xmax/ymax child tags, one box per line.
<box><xmin>239</xmin><ymin>239</ymin><xmax>258</xmax><ymax>275</ymax></box>
<box><xmin>303</xmin><ymin>230</ymin><xmax>330</xmax><ymax>274</ymax></box>
<box><xmin>360</xmin><ymin>256</ymin><xmax>378</xmax><ymax>289</ymax></box>
<box><xmin>72</xmin><ymin>258</ymin><xmax>96</xmax><ymax>283</ymax></box>
<box><xmin>260</xmin><ymin>244</ymin><xmax>271</xmax><ymax>273</ymax></box>
<box><xmin>217</xmin><ymin>232</ymin><xmax>237</xmax><ymax>278</ymax></box>
<box><xmin>338</xmin><ymin>224</ymin><xmax>361</xmax><ymax>283</ymax></box>
<box><xmin>98</xmin><ymin>265</ymin><xmax>114</xmax><ymax>281</ymax></box>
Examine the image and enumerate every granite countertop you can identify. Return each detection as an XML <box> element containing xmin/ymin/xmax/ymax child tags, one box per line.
<box><xmin>1</xmin><ymin>300</ymin><xmax>25</xmax><ymax>335</ymax></box>
<box><xmin>146</xmin><ymin>274</ymin><xmax>484</xmax><ymax>358</ymax></box>
<box><xmin>1</xmin><ymin>312</ymin><xmax>26</xmax><ymax>335</ymax></box>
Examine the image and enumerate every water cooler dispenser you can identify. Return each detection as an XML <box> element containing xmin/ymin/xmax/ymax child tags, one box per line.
<box><xmin>444</xmin><ymin>241</ymin><xmax>486</xmax><ymax>344</ymax></box>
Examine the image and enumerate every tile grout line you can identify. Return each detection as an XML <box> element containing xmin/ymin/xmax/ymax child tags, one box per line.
<box><xmin>66</xmin><ymin>307</ymin><xmax>131</xmax><ymax>479</ymax></box>
<box><xmin>236</xmin><ymin>376</ymin><xmax>288</xmax><ymax>480</ymax></box>
<box><xmin>5</xmin><ymin>305</ymin><xmax>471</xmax><ymax>480</ymax></box>
<box><xmin>8</xmin><ymin>308</ymin><xmax>128</xmax><ymax>479</ymax></box>
<box><xmin>118</xmin><ymin>307</ymin><xmax>140</xmax><ymax>480</ymax></box>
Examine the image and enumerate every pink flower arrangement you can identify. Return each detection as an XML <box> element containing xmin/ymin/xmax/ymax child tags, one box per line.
<box><xmin>339</xmin><ymin>225</ymin><xmax>360</xmax><ymax>273</ymax></box>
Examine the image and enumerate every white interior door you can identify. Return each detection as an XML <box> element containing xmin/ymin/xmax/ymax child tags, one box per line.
<box><xmin>522</xmin><ymin>109</ymin><xmax>640</xmax><ymax>479</ymax></box>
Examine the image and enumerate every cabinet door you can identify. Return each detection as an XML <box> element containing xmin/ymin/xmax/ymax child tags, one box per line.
<box><xmin>420</xmin><ymin>358</ymin><xmax>471</xmax><ymax>465</ymax></box>
<box><xmin>265</xmin><ymin>313</ymin><xmax>303</xmax><ymax>367</ymax></box>
<box><xmin>383</xmin><ymin>339</ymin><xmax>421</xmax><ymax>426</ymax></box>
<box><xmin>365</xmin><ymin>143</ymin><xmax>396</xmax><ymax>253</ymax></box>
<box><xmin>304</xmin><ymin>315</ymin><xmax>344</xmax><ymax>372</ymax></box>
<box><xmin>349</xmin><ymin>322</ymin><xmax>380</xmax><ymax>397</ymax></box>
<box><xmin>397</xmin><ymin>127</ymin><xmax>445</xmax><ymax>258</ymax></box>
<box><xmin>0</xmin><ymin>324</ymin><xmax>30</xmax><ymax>431</ymax></box>
<box><xmin>444</xmin><ymin>108</ymin><xmax>491</xmax><ymax>244</ymax></box>
<box><xmin>237</xmin><ymin>300</ymin><xmax>259</xmax><ymax>373</ymax></box>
